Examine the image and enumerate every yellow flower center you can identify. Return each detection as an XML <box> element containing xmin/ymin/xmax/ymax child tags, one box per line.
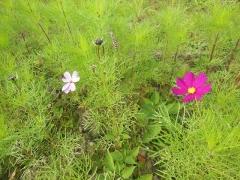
<box><xmin>188</xmin><ymin>87</ymin><xmax>196</xmax><ymax>94</ymax></box>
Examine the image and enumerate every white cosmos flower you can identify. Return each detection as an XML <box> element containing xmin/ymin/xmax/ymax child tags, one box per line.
<box><xmin>62</xmin><ymin>71</ymin><xmax>80</xmax><ymax>94</ymax></box>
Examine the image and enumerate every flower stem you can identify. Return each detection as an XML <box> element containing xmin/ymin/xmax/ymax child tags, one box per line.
<box><xmin>209</xmin><ymin>33</ymin><xmax>219</xmax><ymax>61</ymax></box>
<box><xmin>59</xmin><ymin>0</ymin><xmax>75</xmax><ymax>44</ymax></box>
<box><xmin>226</xmin><ymin>38</ymin><xmax>240</xmax><ymax>71</ymax></box>
<box><xmin>27</xmin><ymin>1</ymin><xmax>51</xmax><ymax>44</ymax></box>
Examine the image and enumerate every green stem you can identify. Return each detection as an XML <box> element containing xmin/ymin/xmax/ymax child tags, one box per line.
<box><xmin>27</xmin><ymin>1</ymin><xmax>51</xmax><ymax>44</ymax></box>
<box><xmin>226</xmin><ymin>38</ymin><xmax>240</xmax><ymax>71</ymax></box>
<box><xmin>209</xmin><ymin>33</ymin><xmax>219</xmax><ymax>61</ymax></box>
<box><xmin>59</xmin><ymin>0</ymin><xmax>75</xmax><ymax>43</ymax></box>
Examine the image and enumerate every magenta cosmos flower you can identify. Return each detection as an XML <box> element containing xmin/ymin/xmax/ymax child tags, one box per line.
<box><xmin>172</xmin><ymin>72</ymin><xmax>211</xmax><ymax>103</ymax></box>
<box><xmin>62</xmin><ymin>71</ymin><xmax>80</xmax><ymax>94</ymax></box>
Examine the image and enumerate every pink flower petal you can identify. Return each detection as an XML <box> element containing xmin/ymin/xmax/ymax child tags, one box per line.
<box><xmin>176</xmin><ymin>78</ymin><xmax>187</xmax><ymax>89</ymax></box>
<box><xmin>193</xmin><ymin>72</ymin><xmax>207</xmax><ymax>87</ymax></box>
<box><xmin>62</xmin><ymin>83</ymin><xmax>71</xmax><ymax>94</ymax></box>
<box><xmin>183</xmin><ymin>72</ymin><xmax>194</xmax><ymax>86</ymax></box>
<box><xmin>69</xmin><ymin>83</ymin><xmax>76</xmax><ymax>92</ymax></box>
<box><xmin>62</xmin><ymin>72</ymin><xmax>72</xmax><ymax>83</ymax></box>
<box><xmin>182</xmin><ymin>94</ymin><xmax>195</xmax><ymax>103</ymax></box>
<box><xmin>197</xmin><ymin>84</ymin><xmax>212</xmax><ymax>95</ymax></box>
<box><xmin>194</xmin><ymin>93</ymin><xmax>204</xmax><ymax>101</ymax></box>
<box><xmin>172</xmin><ymin>87</ymin><xmax>187</xmax><ymax>95</ymax></box>
<box><xmin>72</xmin><ymin>71</ymin><xmax>80</xmax><ymax>82</ymax></box>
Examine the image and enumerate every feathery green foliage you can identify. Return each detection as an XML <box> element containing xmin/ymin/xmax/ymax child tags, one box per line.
<box><xmin>0</xmin><ymin>0</ymin><xmax>240</xmax><ymax>179</ymax></box>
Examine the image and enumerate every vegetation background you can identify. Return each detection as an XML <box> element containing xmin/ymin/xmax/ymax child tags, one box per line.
<box><xmin>0</xmin><ymin>0</ymin><xmax>240</xmax><ymax>179</ymax></box>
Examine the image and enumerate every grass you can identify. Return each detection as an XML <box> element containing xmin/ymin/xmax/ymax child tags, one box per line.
<box><xmin>0</xmin><ymin>0</ymin><xmax>240</xmax><ymax>179</ymax></box>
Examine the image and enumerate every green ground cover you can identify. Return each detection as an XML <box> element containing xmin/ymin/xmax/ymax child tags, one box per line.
<box><xmin>0</xmin><ymin>0</ymin><xmax>240</xmax><ymax>179</ymax></box>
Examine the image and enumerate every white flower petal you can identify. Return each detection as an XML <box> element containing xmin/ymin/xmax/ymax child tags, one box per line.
<box><xmin>72</xmin><ymin>71</ymin><xmax>80</xmax><ymax>82</ymax></box>
<box><xmin>62</xmin><ymin>83</ymin><xmax>71</xmax><ymax>93</ymax></box>
<box><xmin>62</xmin><ymin>77</ymin><xmax>69</xmax><ymax>83</ymax></box>
<box><xmin>70</xmin><ymin>83</ymin><xmax>76</xmax><ymax>92</ymax></box>
<box><xmin>64</xmin><ymin>88</ymin><xmax>71</xmax><ymax>94</ymax></box>
<box><xmin>62</xmin><ymin>72</ymin><xmax>72</xmax><ymax>82</ymax></box>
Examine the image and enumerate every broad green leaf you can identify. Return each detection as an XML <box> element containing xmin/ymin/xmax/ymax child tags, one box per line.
<box><xmin>124</xmin><ymin>147</ymin><xmax>139</xmax><ymax>165</ymax></box>
<box><xmin>130</xmin><ymin>147</ymin><xmax>139</xmax><ymax>158</ymax></box>
<box><xmin>104</xmin><ymin>151</ymin><xmax>115</xmax><ymax>171</ymax></box>
<box><xmin>150</xmin><ymin>91</ymin><xmax>160</xmax><ymax>105</ymax></box>
<box><xmin>143</xmin><ymin>124</ymin><xmax>161</xmax><ymax>143</ymax></box>
<box><xmin>121</xmin><ymin>166</ymin><xmax>136</xmax><ymax>179</ymax></box>
<box><xmin>111</xmin><ymin>150</ymin><xmax>123</xmax><ymax>162</ymax></box>
<box><xmin>138</xmin><ymin>174</ymin><xmax>153</xmax><ymax>180</ymax></box>
<box><xmin>140</xmin><ymin>105</ymin><xmax>155</xmax><ymax>119</ymax></box>
<box><xmin>115</xmin><ymin>162</ymin><xmax>125</xmax><ymax>172</ymax></box>
<box><xmin>142</xmin><ymin>98</ymin><xmax>153</xmax><ymax>107</ymax></box>
<box><xmin>125</xmin><ymin>156</ymin><xmax>136</xmax><ymax>165</ymax></box>
<box><xmin>97</xmin><ymin>174</ymin><xmax>112</xmax><ymax>180</ymax></box>
<box><xmin>167</xmin><ymin>102</ymin><xmax>180</xmax><ymax>115</ymax></box>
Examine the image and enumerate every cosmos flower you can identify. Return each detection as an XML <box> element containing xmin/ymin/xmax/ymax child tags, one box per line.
<box><xmin>62</xmin><ymin>71</ymin><xmax>80</xmax><ymax>94</ymax></box>
<box><xmin>172</xmin><ymin>72</ymin><xmax>212</xmax><ymax>103</ymax></box>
